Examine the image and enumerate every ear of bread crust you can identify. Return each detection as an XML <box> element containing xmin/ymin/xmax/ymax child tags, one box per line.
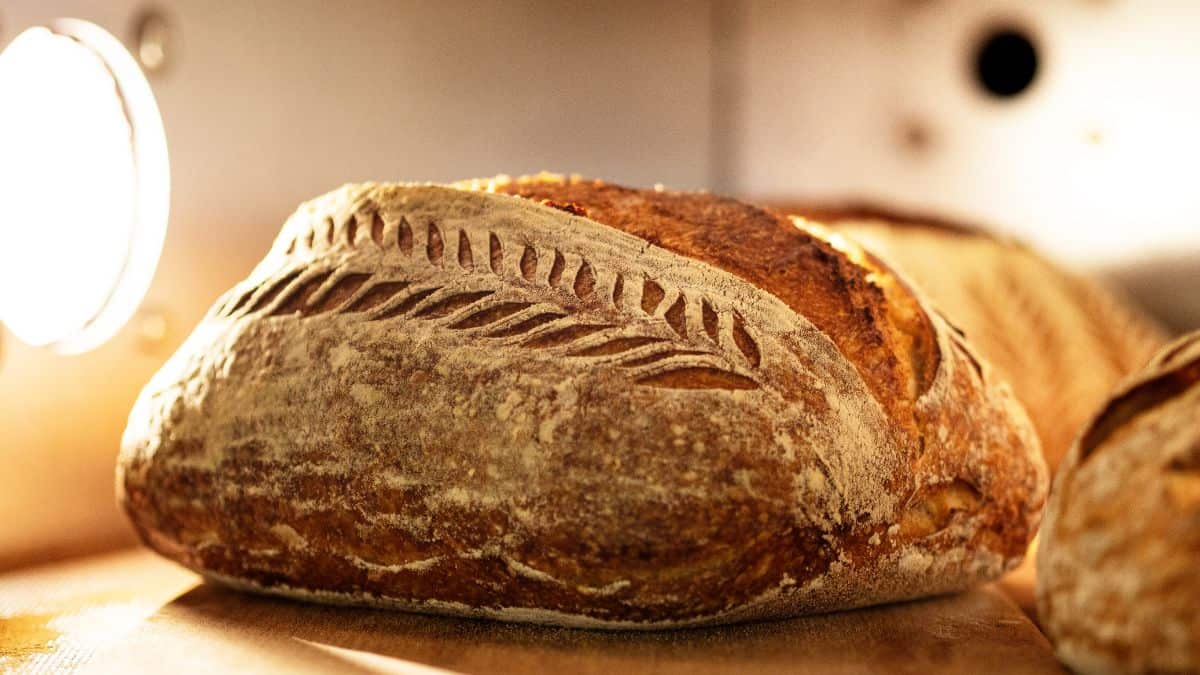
<box><xmin>1078</xmin><ymin>351</ymin><xmax>1200</xmax><ymax>461</ymax></box>
<box><xmin>774</xmin><ymin>201</ymin><xmax>1167</xmax><ymax>475</ymax></box>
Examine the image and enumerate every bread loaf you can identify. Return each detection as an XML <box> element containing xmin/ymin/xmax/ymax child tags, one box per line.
<box><xmin>119</xmin><ymin>175</ymin><xmax>1047</xmax><ymax>628</ymax></box>
<box><xmin>1037</xmin><ymin>331</ymin><xmax>1200</xmax><ymax>674</ymax></box>
<box><xmin>774</xmin><ymin>204</ymin><xmax>1167</xmax><ymax>474</ymax></box>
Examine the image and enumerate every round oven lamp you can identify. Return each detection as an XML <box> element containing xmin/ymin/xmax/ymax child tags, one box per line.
<box><xmin>0</xmin><ymin>19</ymin><xmax>169</xmax><ymax>354</ymax></box>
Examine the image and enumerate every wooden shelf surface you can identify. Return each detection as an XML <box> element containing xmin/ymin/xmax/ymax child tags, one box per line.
<box><xmin>0</xmin><ymin>549</ymin><xmax>1063</xmax><ymax>674</ymax></box>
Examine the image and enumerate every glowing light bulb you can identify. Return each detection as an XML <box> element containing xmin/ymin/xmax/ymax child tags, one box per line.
<box><xmin>0</xmin><ymin>20</ymin><xmax>169</xmax><ymax>354</ymax></box>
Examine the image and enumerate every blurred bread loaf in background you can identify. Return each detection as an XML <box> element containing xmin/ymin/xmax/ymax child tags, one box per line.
<box><xmin>774</xmin><ymin>204</ymin><xmax>1169</xmax><ymax>474</ymax></box>
<box><xmin>1037</xmin><ymin>331</ymin><xmax>1200</xmax><ymax>674</ymax></box>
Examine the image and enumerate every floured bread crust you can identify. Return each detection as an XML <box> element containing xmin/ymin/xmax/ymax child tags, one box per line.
<box><xmin>776</xmin><ymin>203</ymin><xmax>1167</xmax><ymax>474</ymax></box>
<box><xmin>1038</xmin><ymin>332</ymin><xmax>1200</xmax><ymax>674</ymax></box>
<box><xmin>118</xmin><ymin>176</ymin><xmax>1046</xmax><ymax>628</ymax></box>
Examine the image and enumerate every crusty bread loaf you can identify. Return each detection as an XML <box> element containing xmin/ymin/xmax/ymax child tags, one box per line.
<box><xmin>1037</xmin><ymin>331</ymin><xmax>1200</xmax><ymax>674</ymax></box>
<box><xmin>774</xmin><ymin>204</ymin><xmax>1167</xmax><ymax>474</ymax></box>
<box><xmin>118</xmin><ymin>175</ymin><xmax>1046</xmax><ymax>628</ymax></box>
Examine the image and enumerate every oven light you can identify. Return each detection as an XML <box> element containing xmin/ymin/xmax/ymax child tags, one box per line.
<box><xmin>0</xmin><ymin>19</ymin><xmax>169</xmax><ymax>354</ymax></box>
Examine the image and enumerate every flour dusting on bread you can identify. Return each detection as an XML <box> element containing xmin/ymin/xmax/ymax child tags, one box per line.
<box><xmin>119</xmin><ymin>178</ymin><xmax>1046</xmax><ymax>628</ymax></box>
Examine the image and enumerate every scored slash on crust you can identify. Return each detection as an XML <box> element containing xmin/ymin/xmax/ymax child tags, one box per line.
<box><xmin>216</xmin><ymin>205</ymin><xmax>764</xmax><ymax>391</ymax></box>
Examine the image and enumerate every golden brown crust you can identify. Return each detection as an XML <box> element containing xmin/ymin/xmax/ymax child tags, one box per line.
<box><xmin>118</xmin><ymin>178</ymin><xmax>1046</xmax><ymax>628</ymax></box>
<box><xmin>772</xmin><ymin>201</ymin><xmax>1168</xmax><ymax>473</ymax></box>
<box><xmin>1038</xmin><ymin>332</ymin><xmax>1200</xmax><ymax>674</ymax></box>
<box><xmin>488</xmin><ymin>177</ymin><xmax>938</xmax><ymax>426</ymax></box>
<box><xmin>1078</xmin><ymin>353</ymin><xmax>1200</xmax><ymax>462</ymax></box>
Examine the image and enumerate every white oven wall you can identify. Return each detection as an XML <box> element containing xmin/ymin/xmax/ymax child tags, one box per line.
<box><xmin>734</xmin><ymin>0</ymin><xmax>1200</xmax><ymax>328</ymax></box>
<box><xmin>0</xmin><ymin>0</ymin><xmax>1196</xmax><ymax>567</ymax></box>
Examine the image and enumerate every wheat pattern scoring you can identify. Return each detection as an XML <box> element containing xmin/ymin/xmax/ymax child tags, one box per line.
<box><xmin>217</xmin><ymin>207</ymin><xmax>763</xmax><ymax>391</ymax></box>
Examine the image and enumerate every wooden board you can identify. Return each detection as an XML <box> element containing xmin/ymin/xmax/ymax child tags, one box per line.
<box><xmin>0</xmin><ymin>549</ymin><xmax>1064</xmax><ymax>674</ymax></box>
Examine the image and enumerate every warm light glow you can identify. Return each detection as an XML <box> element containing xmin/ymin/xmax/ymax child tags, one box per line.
<box><xmin>297</xmin><ymin>639</ymin><xmax>458</xmax><ymax>674</ymax></box>
<box><xmin>791</xmin><ymin>216</ymin><xmax>872</xmax><ymax>267</ymax></box>
<box><xmin>0</xmin><ymin>20</ymin><xmax>169</xmax><ymax>354</ymax></box>
<box><xmin>47</xmin><ymin>601</ymin><xmax>160</xmax><ymax>652</ymax></box>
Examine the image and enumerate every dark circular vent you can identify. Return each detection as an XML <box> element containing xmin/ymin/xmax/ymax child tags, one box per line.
<box><xmin>974</xmin><ymin>27</ymin><xmax>1039</xmax><ymax>99</ymax></box>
